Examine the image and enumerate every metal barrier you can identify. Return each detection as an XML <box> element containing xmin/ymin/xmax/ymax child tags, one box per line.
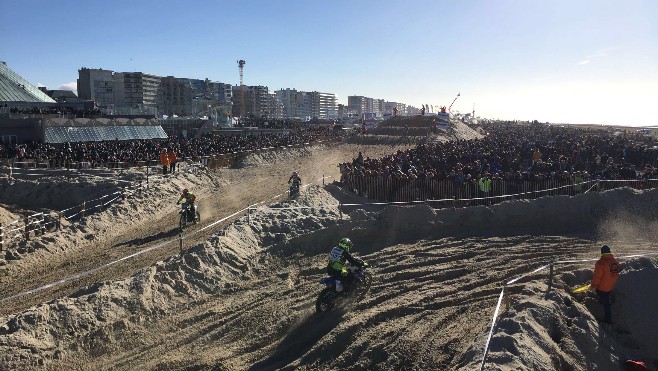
<box><xmin>342</xmin><ymin>175</ymin><xmax>658</xmax><ymax>205</ymax></box>
<box><xmin>0</xmin><ymin>183</ymin><xmax>143</xmax><ymax>250</ymax></box>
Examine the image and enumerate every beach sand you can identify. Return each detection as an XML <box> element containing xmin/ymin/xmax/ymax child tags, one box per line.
<box><xmin>0</xmin><ymin>121</ymin><xmax>656</xmax><ymax>370</ymax></box>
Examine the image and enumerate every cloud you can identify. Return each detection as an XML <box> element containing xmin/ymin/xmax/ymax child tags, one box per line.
<box><xmin>576</xmin><ymin>46</ymin><xmax>619</xmax><ymax>66</ymax></box>
<box><xmin>57</xmin><ymin>81</ymin><xmax>78</xmax><ymax>95</ymax></box>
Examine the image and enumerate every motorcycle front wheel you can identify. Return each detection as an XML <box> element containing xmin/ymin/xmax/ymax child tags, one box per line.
<box><xmin>179</xmin><ymin>213</ymin><xmax>187</xmax><ymax>230</ymax></box>
<box><xmin>316</xmin><ymin>287</ymin><xmax>337</xmax><ymax>313</ymax></box>
<box><xmin>355</xmin><ymin>272</ymin><xmax>372</xmax><ymax>300</ymax></box>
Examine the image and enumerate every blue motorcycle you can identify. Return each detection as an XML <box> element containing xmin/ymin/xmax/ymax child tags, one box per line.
<box><xmin>316</xmin><ymin>265</ymin><xmax>372</xmax><ymax>313</ymax></box>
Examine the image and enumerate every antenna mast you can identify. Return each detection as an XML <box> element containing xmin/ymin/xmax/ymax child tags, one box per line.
<box><xmin>237</xmin><ymin>59</ymin><xmax>246</xmax><ymax>118</ymax></box>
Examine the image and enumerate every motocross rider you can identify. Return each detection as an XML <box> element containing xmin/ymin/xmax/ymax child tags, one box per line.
<box><xmin>327</xmin><ymin>237</ymin><xmax>367</xmax><ymax>292</ymax></box>
<box><xmin>289</xmin><ymin>171</ymin><xmax>301</xmax><ymax>187</ymax></box>
<box><xmin>177</xmin><ymin>189</ymin><xmax>196</xmax><ymax>220</ymax></box>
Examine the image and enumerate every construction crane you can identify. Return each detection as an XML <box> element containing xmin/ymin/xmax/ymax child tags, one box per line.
<box><xmin>237</xmin><ymin>59</ymin><xmax>246</xmax><ymax>118</ymax></box>
<box><xmin>448</xmin><ymin>92</ymin><xmax>460</xmax><ymax>113</ymax></box>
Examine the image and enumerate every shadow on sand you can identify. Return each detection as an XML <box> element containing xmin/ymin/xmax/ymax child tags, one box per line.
<box><xmin>249</xmin><ymin>309</ymin><xmax>345</xmax><ymax>371</ymax></box>
<box><xmin>113</xmin><ymin>228</ymin><xmax>181</xmax><ymax>248</ymax></box>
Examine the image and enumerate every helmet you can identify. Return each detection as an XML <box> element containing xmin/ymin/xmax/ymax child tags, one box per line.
<box><xmin>338</xmin><ymin>237</ymin><xmax>352</xmax><ymax>251</ymax></box>
<box><xmin>183</xmin><ymin>188</ymin><xmax>189</xmax><ymax>194</ymax></box>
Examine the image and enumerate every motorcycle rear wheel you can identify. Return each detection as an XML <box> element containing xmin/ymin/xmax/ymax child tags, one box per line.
<box><xmin>316</xmin><ymin>287</ymin><xmax>337</xmax><ymax>313</ymax></box>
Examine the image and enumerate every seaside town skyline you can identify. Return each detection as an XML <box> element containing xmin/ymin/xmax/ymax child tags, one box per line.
<box><xmin>2</xmin><ymin>0</ymin><xmax>656</xmax><ymax>126</ymax></box>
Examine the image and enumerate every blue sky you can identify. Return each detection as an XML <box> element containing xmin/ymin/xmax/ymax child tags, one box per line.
<box><xmin>2</xmin><ymin>0</ymin><xmax>657</xmax><ymax>126</ymax></box>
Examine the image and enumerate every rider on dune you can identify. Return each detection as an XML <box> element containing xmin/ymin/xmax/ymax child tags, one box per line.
<box><xmin>177</xmin><ymin>188</ymin><xmax>196</xmax><ymax>220</ymax></box>
<box><xmin>288</xmin><ymin>171</ymin><xmax>301</xmax><ymax>196</ymax></box>
<box><xmin>289</xmin><ymin>171</ymin><xmax>301</xmax><ymax>187</ymax></box>
<box><xmin>326</xmin><ymin>237</ymin><xmax>367</xmax><ymax>292</ymax></box>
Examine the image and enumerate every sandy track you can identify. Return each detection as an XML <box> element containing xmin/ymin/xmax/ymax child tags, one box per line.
<box><xmin>40</xmin><ymin>236</ymin><xmax>597</xmax><ymax>370</ymax></box>
<box><xmin>2</xmin><ymin>132</ymin><xmax>657</xmax><ymax>370</ymax></box>
<box><xmin>0</xmin><ymin>143</ymin><xmax>410</xmax><ymax>316</ymax></box>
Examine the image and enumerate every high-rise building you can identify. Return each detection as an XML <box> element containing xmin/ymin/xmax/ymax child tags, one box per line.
<box><xmin>232</xmin><ymin>85</ymin><xmax>272</xmax><ymax>118</ymax></box>
<box><xmin>161</xmin><ymin>76</ymin><xmax>191</xmax><ymax>116</ymax></box>
<box><xmin>348</xmin><ymin>96</ymin><xmax>367</xmax><ymax>117</ymax></box>
<box><xmin>276</xmin><ymin>89</ymin><xmax>337</xmax><ymax>119</ymax></box>
<box><xmin>308</xmin><ymin>91</ymin><xmax>337</xmax><ymax>119</ymax></box>
<box><xmin>266</xmin><ymin>92</ymin><xmax>284</xmax><ymax>119</ymax></box>
<box><xmin>77</xmin><ymin>68</ymin><xmax>114</xmax><ymax>107</ymax></box>
<box><xmin>113</xmin><ymin>72</ymin><xmax>162</xmax><ymax>112</ymax></box>
<box><xmin>382</xmin><ymin>101</ymin><xmax>407</xmax><ymax>116</ymax></box>
<box><xmin>160</xmin><ymin>77</ymin><xmax>233</xmax><ymax>117</ymax></box>
<box><xmin>275</xmin><ymin>88</ymin><xmax>304</xmax><ymax>118</ymax></box>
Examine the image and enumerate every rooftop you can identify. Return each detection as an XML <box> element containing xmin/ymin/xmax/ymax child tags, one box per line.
<box><xmin>0</xmin><ymin>61</ymin><xmax>56</xmax><ymax>103</ymax></box>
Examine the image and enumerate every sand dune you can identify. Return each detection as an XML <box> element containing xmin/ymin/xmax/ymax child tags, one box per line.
<box><xmin>1</xmin><ymin>123</ymin><xmax>656</xmax><ymax>370</ymax></box>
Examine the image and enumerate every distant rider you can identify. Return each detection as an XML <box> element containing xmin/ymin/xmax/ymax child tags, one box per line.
<box><xmin>289</xmin><ymin>171</ymin><xmax>301</xmax><ymax>194</ymax></box>
<box><xmin>177</xmin><ymin>188</ymin><xmax>196</xmax><ymax>220</ymax></box>
<box><xmin>289</xmin><ymin>171</ymin><xmax>301</xmax><ymax>186</ymax></box>
<box><xmin>327</xmin><ymin>238</ymin><xmax>367</xmax><ymax>292</ymax></box>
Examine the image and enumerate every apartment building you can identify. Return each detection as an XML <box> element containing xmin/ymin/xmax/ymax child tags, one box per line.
<box><xmin>348</xmin><ymin>96</ymin><xmax>369</xmax><ymax>118</ymax></box>
<box><xmin>309</xmin><ymin>91</ymin><xmax>337</xmax><ymax>119</ymax></box>
<box><xmin>77</xmin><ymin>68</ymin><xmax>114</xmax><ymax>107</ymax></box>
<box><xmin>383</xmin><ymin>101</ymin><xmax>406</xmax><ymax>116</ymax></box>
<box><xmin>275</xmin><ymin>88</ymin><xmax>304</xmax><ymax>118</ymax></box>
<box><xmin>113</xmin><ymin>72</ymin><xmax>162</xmax><ymax>111</ymax></box>
<box><xmin>232</xmin><ymin>85</ymin><xmax>273</xmax><ymax>118</ymax></box>
<box><xmin>277</xmin><ymin>89</ymin><xmax>336</xmax><ymax>119</ymax></box>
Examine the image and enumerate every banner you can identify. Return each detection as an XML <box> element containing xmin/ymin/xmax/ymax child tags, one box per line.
<box><xmin>436</xmin><ymin>112</ymin><xmax>450</xmax><ymax>130</ymax></box>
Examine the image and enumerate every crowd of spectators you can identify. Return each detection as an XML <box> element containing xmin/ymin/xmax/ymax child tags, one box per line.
<box><xmin>235</xmin><ymin>117</ymin><xmax>310</xmax><ymax>129</ymax></box>
<box><xmin>0</xmin><ymin>126</ymin><xmax>343</xmax><ymax>168</ymax></box>
<box><xmin>3</xmin><ymin>105</ymin><xmax>102</xmax><ymax>118</ymax></box>
<box><xmin>339</xmin><ymin>122</ymin><xmax>658</xmax><ymax>202</ymax></box>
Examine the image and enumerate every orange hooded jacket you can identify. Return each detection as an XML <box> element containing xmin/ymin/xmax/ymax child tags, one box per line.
<box><xmin>591</xmin><ymin>254</ymin><xmax>620</xmax><ymax>292</ymax></box>
<box><xmin>160</xmin><ymin>151</ymin><xmax>170</xmax><ymax>166</ymax></box>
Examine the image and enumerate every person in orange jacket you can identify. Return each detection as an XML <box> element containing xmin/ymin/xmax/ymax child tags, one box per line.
<box><xmin>159</xmin><ymin>148</ymin><xmax>170</xmax><ymax>175</ymax></box>
<box><xmin>591</xmin><ymin>245</ymin><xmax>620</xmax><ymax>324</ymax></box>
<box><xmin>168</xmin><ymin>149</ymin><xmax>177</xmax><ymax>173</ymax></box>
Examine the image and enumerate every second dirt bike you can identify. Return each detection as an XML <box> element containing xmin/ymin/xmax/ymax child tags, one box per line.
<box><xmin>289</xmin><ymin>182</ymin><xmax>300</xmax><ymax>199</ymax></box>
<box><xmin>179</xmin><ymin>202</ymin><xmax>200</xmax><ymax>230</ymax></box>
<box><xmin>316</xmin><ymin>265</ymin><xmax>372</xmax><ymax>313</ymax></box>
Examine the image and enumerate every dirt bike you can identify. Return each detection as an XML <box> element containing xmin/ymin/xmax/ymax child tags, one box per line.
<box><xmin>316</xmin><ymin>264</ymin><xmax>372</xmax><ymax>313</ymax></box>
<box><xmin>288</xmin><ymin>181</ymin><xmax>300</xmax><ymax>199</ymax></box>
<box><xmin>178</xmin><ymin>202</ymin><xmax>200</xmax><ymax>230</ymax></box>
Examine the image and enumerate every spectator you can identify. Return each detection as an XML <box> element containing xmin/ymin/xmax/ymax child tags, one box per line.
<box><xmin>337</xmin><ymin>119</ymin><xmax>657</xmax><ymax>203</ymax></box>
<box><xmin>591</xmin><ymin>245</ymin><xmax>620</xmax><ymax>324</ymax></box>
<box><xmin>532</xmin><ymin>148</ymin><xmax>542</xmax><ymax>165</ymax></box>
<box><xmin>160</xmin><ymin>148</ymin><xmax>170</xmax><ymax>175</ymax></box>
<box><xmin>168</xmin><ymin>148</ymin><xmax>177</xmax><ymax>173</ymax></box>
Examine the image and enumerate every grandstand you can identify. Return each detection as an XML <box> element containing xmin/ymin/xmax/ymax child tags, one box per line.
<box><xmin>0</xmin><ymin>62</ymin><xmax>167</xmax><ymax>144</ymax></box>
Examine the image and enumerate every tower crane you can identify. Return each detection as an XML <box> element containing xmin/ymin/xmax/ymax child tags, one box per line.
<box><xmin>237</xmin><ymin>59</ymin><xmax>246</xmax><ymax>118</ymax></box>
